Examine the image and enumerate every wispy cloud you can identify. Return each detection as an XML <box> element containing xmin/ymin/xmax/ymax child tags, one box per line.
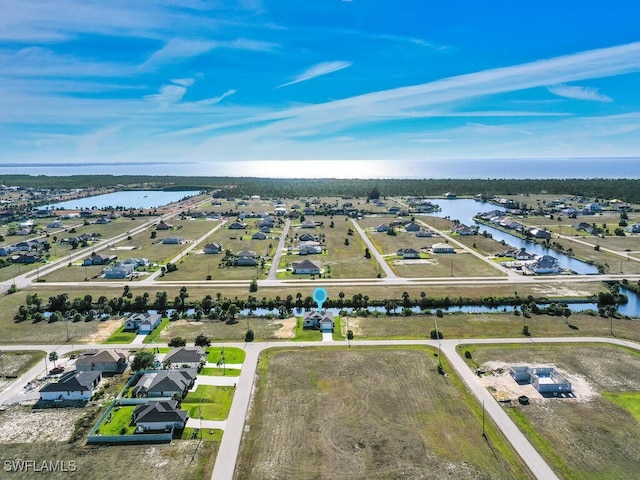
<box><xmin>181</xmin><ymin>42</ymin><xmax>640</xmax><ymax>139</ymax></box>
<box><xmin>140</xmin><ymin>38</ymin><xmax>217</xmax><ymax>70</ymax></box>
<box><xmin>144</xmin><ymin>84</ymin><xmax>189</xmax><ymax>107</ymax></box>
<box><xmin>547</xmin><ymin>84</ymin><xmax>612</xmax><ymax>102</ymax></box>
<box><xmin>197</xmin><ymin>89</ymin><xmax>238</xmax><ymax>105</ymax></box>
<box><xmin>278</xmin><ymin>61</ymin><xmax>353</xmax><ymax>88</ymax></box>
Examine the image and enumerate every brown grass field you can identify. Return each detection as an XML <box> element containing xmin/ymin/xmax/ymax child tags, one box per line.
<box><xmin>234</xmin><ymin>347</ymin><xmax>532</xmax><ymax>479</ymax></box>
<box><xmin>462</xmin><ymin>343</ymin><xmax>640</xmax><ymax>479</ymax></box>
<box><xmin>343</xmin><ymin>311</ymin><xmax>640</xmax><ymax>342</ymax></box>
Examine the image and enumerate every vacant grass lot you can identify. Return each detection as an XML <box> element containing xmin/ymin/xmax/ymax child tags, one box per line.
<box><xmin>463</xmin><ymin>344</ymin><xmax>640</xmax><ymax>480</ymax></box>
<box><xmin>343</xmin><ymin>311</ymin><xmax>640</xmax><ymax>342</ymax></box>
<box><xmin>207</xmin><ymin>347</ymin><xmax>246</xmax><ymax>364</ymax></box>
<box><xmin>234</xmin><ymin>347</ymin><xmax>531</xmax><ymax>480</ymax></box>
<box><xmin>0</xmin><ymin>350</ymin><xmax>45</xmax><ymax>376</ymax></box>
<box><xmin>0</xmin><ymin>441</ymin><xmax>217</xmax><ymax>480</ymax></box>
<box><xmin>156</xmin><ymin>318</ymin><xmax>286</xmax><ymax>342</ymax></box>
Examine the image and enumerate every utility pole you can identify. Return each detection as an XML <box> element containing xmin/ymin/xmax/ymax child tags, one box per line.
<box><xmin>482</xmin><ymin>401</ymin><xmax>486</xmax><ymax>437</ymax></box>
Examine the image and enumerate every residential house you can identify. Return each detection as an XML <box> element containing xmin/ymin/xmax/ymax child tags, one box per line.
<box><xmin>252</xmin><ymin>232</ymin><xmax>267</xmax><ymax>240</ymax></box>
<box><xmin>132</xmin><ymin>369</ymin><xmax>197</xmax><ymax>398</ymax></box>
<box><xmin>583</xmin><ymin>203</ymin><xmax>602</xmax><ymax>214</ymax></box>
<box><xmin>375</xmin><ymin>224</ymin><xmax>389</xmax><ymax>232</ymax></box>
<box><xmin>13</xmin><ymin>252</ymin><xmax>41</xmax><ymax>264</ymax></box>
<box><xmin>0</xmin><ymin>246</ymin><xmax>16</xmax><ymax>256</ymax></box>
<box><xmin>103</xmin><ymin>263</ymin><xmax>135</xmax><ymax>279</ymax></box>
<box><xmin>75</xmin><ymin>350</ymin><xmax>128</xmax><ymax>373</ymax></box>
<box><xmin>291</xmin><ymin>259</ymin><xmax>321</xmax><ymax>274</ymax></box>
<box><xmin>300</xmin><ymin>219</ymin><xmax>317</xmax><ymax>229</ymax></box>
<box><xmin>124</xmin><ymin>312</ymin><xmax>162</xmax><ymax>333</ymax></box>
<box><xmin>529</xmin><ymin>255</ymin><xmax>560</xmax><ymax>274</ymax></box>
<box><xmin>404</xmin><ymin>222</ymin><xmax>420</xmax><ymax>232</ymax></box>
<box><xmin>453</xmin><ymin>224</ymin><xmax>475</xmax><ymax>235</ymax></box>
<box><xmin>299</xmin><ymin>233</ymin><xmax>315</xmax><ymax>242</ymax></box>
<box><xmin>274</xmin><ymin>207</ymin><xmax>287</xmax><ymax>216</ymax></box>
<box><xmin>513</xmin><ymin>249</ymin><xmax>536</xmax><ymax>261</ymax></box>
<box><xmin>163</xmin><ymin>347</ymin><xmax>206</xmax><ymax>370</ymax></box>
<box><xmin>415</xmin><ymin>229</ymin><xmax>432</xmax><ymax>238</ymax></box>
<box><xmin>95</xmin><ymin>217</ymin><xmax>111</xmax><ymax>224</ymax></box>
<box><xmin>302</xmin><ymin>310</ymin><xmax>334</xmax><ymax>331</ymax></box>
<box><xmin>235</xmin><ymin>250</ymin><xmax>258</xmax><ymax>266</ymax></box>
<box><xmin>299</xmin><ymin>244</ymin><xmax>322</xmax><ymax>255</ymax></box>
<box><xmin>303</xmin><ymin>207</ymin><xmax>316</xmax><ymax>216</ymax></box>
<box><xmin>156</xmin><ymin>220</ymin><xmax>173</xmax><ymax>230</ymax></box>
<box><xmin>83</xmin><ymin>252</ymin><xmax>116</xmax><ymax>266</ymax></box>
<box><xmin>229</xmin><ymin>221</ymin><xmax>248</xmax><ymax>230</ymax></box>
<box><xmin>396</xmin><ymin>248</ymin><xmax>420</xmax><ymax>259</ymax></box>
<box><xmin>39</xmin><ymin>370</ymin><xmax>102</xmax><ymax>402</ymax></box>
<box><xmin>528</xmin><ymin>228</ymin><xmax>551</xmax><ymax>239</ymax></box>
<box><xmin>203</xmin><ymin>242</ymin><xmax>223</xmax><ymax>254</ymax></box>
<box><xmin>47</xmin><ymin>221</ymin><xmax>64</xmax><ymax>229</ymax></box>
<box><xmin>161</xmin><ymin>237</ymin><xmax>183</xmax><ymax>244</ymax></box>
<box><xmin>432</xmin><ymin>243</ymin><xmax>455</xmax><ymax>254</ymax></box>
<box><xmin>132</xmin><ymin>400</ymin><xmax>188</xmax><ymax>432</ymax></box>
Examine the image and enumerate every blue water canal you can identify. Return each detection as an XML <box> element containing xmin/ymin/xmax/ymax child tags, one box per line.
<box><xmin>429</xmin><ymin>198</ymin><xmax>599</xmax><ymax>275</ymax></box>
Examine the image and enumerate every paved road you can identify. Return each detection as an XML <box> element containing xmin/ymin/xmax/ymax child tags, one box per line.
<box><xmin>350</xmin><ymin>218</ymin><xmax>397</xmax><ymax>279</ymax></box>
<box><xmin>268</xmin><ymin>219</ymin><xmax>291</xmax><ymax>280</ymax></box>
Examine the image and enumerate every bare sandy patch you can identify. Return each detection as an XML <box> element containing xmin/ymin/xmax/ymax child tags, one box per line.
<box><xmin>479</xmin><ymin>361</ymin><xmax>597</xmax><ymax>403</ymax></box>
<box><xmin>0</xmin><ymin>406</ymin><xmax>85</xmax><ymax>443</ymax></box>
<box><xmin>340</xmin><ymin>316</ymin><xmax>362</xmax><ymax>335</ymax></box>
<box><xmin>77</xmin><ymin>319</ymin><xmax>122</xmax><ymax>343</ymax></box>
<box><xmin>393</xmin><ymin>259</ymin><xmax>438</xmax><ymax>265</ymax></box>
<box><xmin>273</xmin><ymin>317</ymin><xmax>296</xmax><ymax>338</ymax></box>
<box><xmin>531</xmin><ymin>285</ymin><xmax>593</xmax><ymax>297</ymax></box>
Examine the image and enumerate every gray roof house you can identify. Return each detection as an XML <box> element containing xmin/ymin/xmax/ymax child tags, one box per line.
<box><xmin>132</xmin><ymin>400</ymin><xmax>188</xmax><ymax>432</ymax></box>
<box><xmin>83</xmin><ymin>252</ymin><xmax>117</xmax><ymax>266</ymax></box>
<box><xmin>303</xmin><ymin>311</ymin><xmax>334</xmax><ymax>332</ymax></box>
<box><xmin>124</xmin><ymin>312</ymin><xmax>162</xmax><ymax>333</ymax></box>
<box><xmin>291</xmin><ymin>259</ymin><xmax>321</xmax><ymax>274</ymax></box>
<box><xmin>397</xmin><ymin>248</ymin><xmax>420</xmax><ymax>259</ymax></box>
<box><xmin>161</xmin><ymin>237</ymin><xmax>183</xmax><ymax>244</ymax></box>
<box><xmin>163</xmin><ymin>347</ymin><xmax>206</xmax><ymax>370</ymax></box>
<box><xmin>75</xmin><ymin>350</ymin><xmax>128</xmax><ymax>373</ymax></box>
<box><xmin>203</xmin><ymin>242</ymin><xmax>223</xmax><ymax>254</ymax></box>
<box><xmin>39</xmin><ymin>370</ymin><xmax>102</xmax><ymax>402</ymax></box>
<box><xmin>405</xmin><ymin>222</ymin><xmax>420</xmax><ymax>232</ymax></box>
<box><xmin>132</xmin><ymin>369</ymin><xmax>197</xmax><ymax>398</ymax></box>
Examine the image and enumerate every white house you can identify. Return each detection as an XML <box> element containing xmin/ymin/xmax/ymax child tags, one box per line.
<box><xmin>39</xmin><ymin>371</ymin><xmax>102</xmax><ymax>401</ymax></box>
<box><xmin>124</xmin><ymin>312</ymin><xmax>162</xmax><ymax>333</ymax></box>
<box><xmin>432</xmin><ymin>243</ymin><xmax>455</xmax><ymax>254</ymax></box>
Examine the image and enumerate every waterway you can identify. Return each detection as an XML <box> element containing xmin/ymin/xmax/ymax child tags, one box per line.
<box><xmin>42</xmin><ymin>190</ymin><xmax>202</xmax><ymax>210</ymax></box>
<box><xmin>430</xmin><ymin>198</ymin><xmax>599</xmax><ymax>275</ymax></box>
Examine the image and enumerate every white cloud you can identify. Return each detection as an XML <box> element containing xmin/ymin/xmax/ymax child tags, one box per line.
<box><xmin>140</xmin><ymin>38</ymin><xmax>217</xmax><ymax>70</ymax></box>
<box><xmin>278</xmin><ymin>61</ymin><xmax>353</xmax><ymax>88</ymax></box>
<box><xmin>144</xmin><ymin>84</ymin><xmax>188</xmax><ymax>106</ymax></box>
<box><xmin>171</xmin><ymin>78</ymin><xmax>195</xmax><ymax>87</ymax></box>
<box><xmin>197</xmin><ymin>89</ymin><xmax>237</xmax><ymax>105</ymax></box>
<box><xmin>547</xmin><ymin>84</ymin><xmax>612</xmax><ymax>102</ymax></box>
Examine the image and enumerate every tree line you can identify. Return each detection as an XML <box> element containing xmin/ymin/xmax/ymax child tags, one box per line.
<box><xmin>3</xmin><ymin>175</ymin><xmax>640</xmax><ymax>204</ymax></box>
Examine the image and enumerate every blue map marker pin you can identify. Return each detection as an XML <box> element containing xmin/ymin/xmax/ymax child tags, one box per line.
<box><xmin>313</xmin><ymin>287</ymin><xmax>327</xmax><ymax>312</ymax></box>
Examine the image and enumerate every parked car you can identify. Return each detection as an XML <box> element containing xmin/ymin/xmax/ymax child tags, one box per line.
<box><xmin>49</xmin><ymin>366</ymin><xmax>65</xmax><ymax>375</ymax></box>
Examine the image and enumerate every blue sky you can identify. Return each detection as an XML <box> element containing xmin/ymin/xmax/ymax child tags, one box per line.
<box><xmin>1</xmin><ymin>1</ymin><xmax>640</xmax><ymax>176</ymax></box>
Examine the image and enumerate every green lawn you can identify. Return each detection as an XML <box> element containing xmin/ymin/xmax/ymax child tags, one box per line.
<box><xmin>200</xmin><ymin>367</ymin><xmax>241</xmax><ymax>377</ymax></box>
<box><xmin>103</xmin><ymin>324</ymin><xmax>136</xmax><ymax>344</ymax></box>
<box><xmin>181</xmin><ymin>384</ymin><xmax>235</xmax><ymax>420</ymax></box>
<box><xmin>603</xmin><ymin>392</ymin><xmax>640</xmax><ymax>421</ymax></box>
<box><xmin>142</xmin><ymin>317</ymin><xmax>170</xmax><ymax>343</ymax></box>
<box><xmin>206</xmin><ymin>346</ymin><xmax>245</xmax><ymax>364</ymax></box>
<box><xmin>181</xmin><ymin>427</ymin><xmax>223</xmax><ymax>441</ymax></box>
<box><xmin>294</xmin><ymin>317</ymin><xmax>322</xmax><ymax>341</ymax></box>
<box><xmin>96</xmin><ymin>405</ymin><xmax>136</xmax><ymax>435</ymax></box>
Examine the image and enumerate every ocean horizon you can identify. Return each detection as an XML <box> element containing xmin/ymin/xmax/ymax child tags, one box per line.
<box><xmin>0</xmin><ymin>157</ymin><xmax>638</xmax><ymax>180</ymax></box>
